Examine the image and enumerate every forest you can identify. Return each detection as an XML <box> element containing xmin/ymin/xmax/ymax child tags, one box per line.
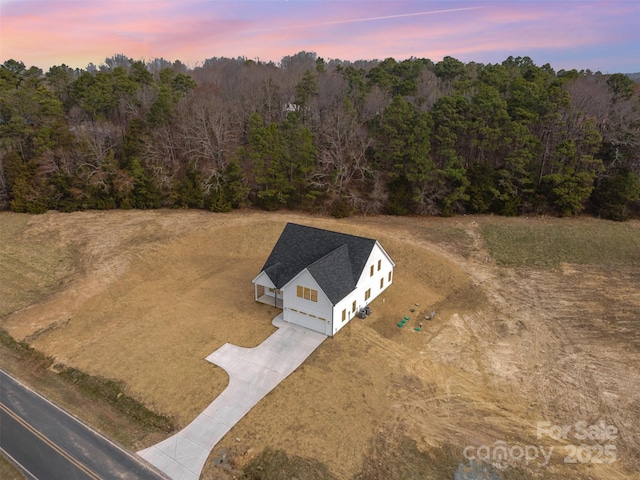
<box><xmin>1</xmin><ymin>52</ymin><xmax>639</xmax><ymax>220</ymax></box>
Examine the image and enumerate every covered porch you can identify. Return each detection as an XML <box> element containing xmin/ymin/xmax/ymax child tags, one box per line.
<box><xmin>255</xmin><ymin>284</ymin><xmax>283</xmax><ymax>309</ymax></box>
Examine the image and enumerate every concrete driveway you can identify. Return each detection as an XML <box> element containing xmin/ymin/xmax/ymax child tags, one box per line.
<box><xmin>137</xmin><ymin>314</ymin><xmax>326</xmax><ymax>480</ymax></box>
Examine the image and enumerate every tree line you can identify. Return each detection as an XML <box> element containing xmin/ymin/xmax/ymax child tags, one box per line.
<box><xmin>1</xmin><ymin>52</ymin><xmax>638</xmax><ymax>220</ymax></box>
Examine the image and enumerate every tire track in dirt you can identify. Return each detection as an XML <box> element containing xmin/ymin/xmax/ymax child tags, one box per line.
<box><xmin>372</xmin><ymin>217</ymin><xmax>639</xmax><ymax>476</ymax></box>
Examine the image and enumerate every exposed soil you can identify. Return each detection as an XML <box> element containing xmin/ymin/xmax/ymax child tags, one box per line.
<box><xmin>0</xmin><ymin>210</ymin><xmax>638</xmax><ymax>479</ymax></box>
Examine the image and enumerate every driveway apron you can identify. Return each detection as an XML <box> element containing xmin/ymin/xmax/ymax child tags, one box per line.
<box><xmin>137</xmin><ymin>314</ymin><xmax>326</xmax><ymax>480</ymax></box>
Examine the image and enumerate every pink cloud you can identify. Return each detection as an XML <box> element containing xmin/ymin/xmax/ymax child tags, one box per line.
<box><xmin>282</xmin><ymin>2</ymin><xmax>633</xmax><ymax>65</ymax></box>
<box><xmin>1</xmin><ymin>1</ymin><xmax>637</xmax><ymax>72</ymax></box>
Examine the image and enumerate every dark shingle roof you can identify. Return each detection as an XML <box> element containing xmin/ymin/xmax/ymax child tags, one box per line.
<box><xmin>307</xmin><ymin>244</ymin><xmax>355</xmax><ymax>304</ymax></box>
<box><xmin>260</xmin><ymin>223</ymin><xmax>377</xmax><ymax>304</ymax></box>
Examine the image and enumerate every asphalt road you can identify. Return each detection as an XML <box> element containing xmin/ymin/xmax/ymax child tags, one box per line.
<box><xmin>0</xmin><ymin>369</ymin><xmax>168</xmax><ymax>479</ymax></box>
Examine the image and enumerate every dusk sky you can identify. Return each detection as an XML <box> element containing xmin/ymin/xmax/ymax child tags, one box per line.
<box><xmin>1</xmin><ymin>0</ymin><xmax>638</xmax><ymax>73</ymax></box>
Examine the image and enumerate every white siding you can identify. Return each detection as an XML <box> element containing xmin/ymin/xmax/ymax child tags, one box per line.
<box><xmin>331</xmin><ymin>243</ymin><xmax>395</xmax><ymax>336</ymax></box>
<box><xmin>353</xmin><ymin>242</ymin><xmax>395</xmax><ymax>306</ymax></box>
<box><xmin>282</xmin><ymin>269</ymin><xmax>333</xmax><ymax>335</ymax></box>
<box><xmin>253</xmin><ymin>271</ymin><xmax>275</xmax><ymax>288</ymax></box>
<box><xmin>331</xmin><ymin>291</ymin><xmax>360</xmax><ymax>335</ymax></box>
<box><xmin>252</xmin><ymin>271</ymin><xmax>276</xmax><ymax>301</ymax></box>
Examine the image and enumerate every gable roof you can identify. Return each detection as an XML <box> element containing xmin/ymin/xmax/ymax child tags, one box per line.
<box><xmin>307</xmin><ymin>244</ymin><xmax>354</xmax><ymax>305</ymax></box>
<box><xmin>260</xmin><ymin>223</ymin><xmax>377</xmax><ymax>304</ymax></box>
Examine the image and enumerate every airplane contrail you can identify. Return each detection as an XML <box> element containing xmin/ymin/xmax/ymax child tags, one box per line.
<box><xmin>250</xmin><ymin>6</ymin><xmax>486</xmax><ymax>32</ymax></box>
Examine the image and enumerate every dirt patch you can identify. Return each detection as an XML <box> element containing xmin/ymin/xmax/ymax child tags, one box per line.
<box><xmin>1</xmin><ymin>211</ymin><xmax>638</xmax><ymax>479</ymax></box>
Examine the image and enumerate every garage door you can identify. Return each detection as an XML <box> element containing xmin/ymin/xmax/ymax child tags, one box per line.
<box><xmin>287</xmin><ymin>309</ymin><xmax>327</xmax><ymax>335</ymax></box>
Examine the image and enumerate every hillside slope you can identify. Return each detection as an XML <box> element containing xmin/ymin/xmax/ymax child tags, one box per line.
<box><xmin>1</xmin><ymin>210</ymin><xmax>638</xmax><ymax>479</ymax></box>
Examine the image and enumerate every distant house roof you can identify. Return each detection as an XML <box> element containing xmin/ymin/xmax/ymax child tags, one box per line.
<box><xmin>260</xmin><ymin>223</ymin><xmax>377</xmax><ymax>304</ymax></box>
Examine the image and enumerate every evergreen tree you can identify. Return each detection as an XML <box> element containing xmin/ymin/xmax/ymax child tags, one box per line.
<box><xmin>591</xmin><ymin>169</ymin><xmax>640</xmax><ymax>220</ymax></box>
<box><xmin>375</xmin><ymin>96</ymin><xmax>434</xmax><ymax>213</ymax></box>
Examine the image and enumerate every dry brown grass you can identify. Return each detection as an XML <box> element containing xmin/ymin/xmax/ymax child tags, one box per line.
<box><xmin>0</xmin><ymin>455</ymin><xmax>23</xmax><ymax>480</ymax></box>
<box><xmin>1</xmin><ymin>210</ymin><xmax>638</xmax><ymax>479</ymax></box>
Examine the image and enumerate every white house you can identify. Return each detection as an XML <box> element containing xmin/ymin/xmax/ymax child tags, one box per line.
<box><xmin>252</xmin><ymin>223</ymin><xmax>395</xmax><ymax>336</ymax></box>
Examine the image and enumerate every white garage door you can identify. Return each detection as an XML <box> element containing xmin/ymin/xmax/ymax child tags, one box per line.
<box><xmin>287</xmin><ymin>309</ymin><xmax>328</xmax><ymax>335</ymax></box>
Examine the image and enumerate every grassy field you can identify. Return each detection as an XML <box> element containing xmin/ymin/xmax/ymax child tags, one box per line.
<box><xmin>480</xmin><ymin>216</ymin><xmax>640</xmax><ymax>267</ymax></box>
<box><xmin>0</xmin><ymin>210</ymin><xmax>638</xmax><ymax>480</ymax></box>
<box><xmin>0</xmin><ymin>214</ymin><xmax>73</xmax><ymax>318</ymax></box>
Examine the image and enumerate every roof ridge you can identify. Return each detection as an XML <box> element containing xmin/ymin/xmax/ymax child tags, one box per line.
<box><xmin>260</xmin><ymin>223</ymin><xmax>376</xmax><ymax>293</ymax></box>
<box><xmin>306</xmin><ymin>243</ymin><xmax>349</xmax><ymax>270</ymax></box>
<box><xmin>286</xmin><ymin>222</ymin><xmax>376</xmax><ymax>243</ymax></box>
<box><xmin>306</xmin><ymin>244</ymin><xmax>355</xmax><ymax>305</ymax></box>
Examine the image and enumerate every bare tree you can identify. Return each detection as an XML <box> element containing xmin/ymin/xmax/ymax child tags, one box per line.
<box><xmin>177</xmin><ymin>94</ymin><xmax>239</xmax><ymax>171</ymax></box>
<box><xmin>415</xmin><ymin>68</ymin><xmax>440</xmax><ymax>110</ymax></box>
<box><xmin>313</xmin><ymin>99</ymin><xmax>373</xmax><ymax>207</ymax></box>
<box><xmin>142</xmin><ymin>125</ymin><xmax>181</xmax><ymax>195</ymax></box>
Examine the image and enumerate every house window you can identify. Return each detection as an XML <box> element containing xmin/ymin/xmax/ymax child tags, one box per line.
<box><xmin>352</xmin><ymin>300</ymin><xmax>356</xmax><ymax>313</ymax></box>
<box><xmin>380</xmin><ymin>277</ymin><xmax>384</xmax><ymax>289</ymax></box>
<box><xmin>378</xmin><ymin>259</ymin><xmax>381</xmax><ymax>271</ymax></box>
<box><xmin>297</xmin><ymin>285</ymin><xmax>318</xmax><ymax>302</ymax></box>
<box><xmin>365</xmin><ymin>288</ymin><xmax>371</xmax><ymax>301</ymax></box>
<box><xmin>342</xmin><ymin>309</ymin><xmax>347</xmax><ymax>322</ymax></box>
<box><xmin>388</xmin><ymin>271</ymin><xmax>392</xmax><ymax>282</ymax></box>
<box><xmin>268</xmin><ymin>287</ymin><xmax>275</xmax><ymax>293</ymax></box>
<box><xmin>370</xmin><ymin>265</ymin><xmax>374</xmax><ymax>277</ymax></box>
